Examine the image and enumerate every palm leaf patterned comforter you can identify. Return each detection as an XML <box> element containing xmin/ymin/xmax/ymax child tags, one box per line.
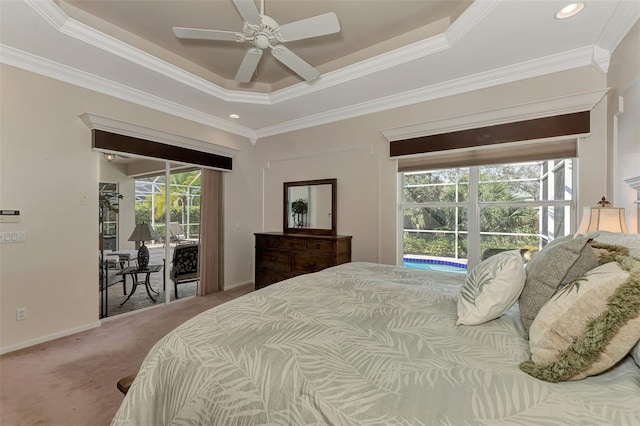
<box><xmin>112</xmin><ymin>262</ymin><xmax>640</xmax><ymax>425</ymax></box>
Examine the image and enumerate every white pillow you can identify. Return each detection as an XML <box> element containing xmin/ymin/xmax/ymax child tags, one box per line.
<box><xmin>457</xmin><ymin>250</ymin><xmax>526</xmax><ymax>325</ymax></box>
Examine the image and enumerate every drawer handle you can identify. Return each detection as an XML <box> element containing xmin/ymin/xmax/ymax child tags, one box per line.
<box><xmin>288</xmin><ymin>242</ymin><xmax>294</xmax><ymax>247</ymax></box>
<box><xmin>270</xmin><ymin>256</ymin><xmax>277</xmax><ymax>261</ymax></box>
<box><xmin>315</xmin><ymin>244</ymin><xmax>321</xmax><ymax>249</ymax></box>
<box><xmin>307</xmin><ymin>261</ymin><xmax>317</xmax><ymax>267</ymax></box>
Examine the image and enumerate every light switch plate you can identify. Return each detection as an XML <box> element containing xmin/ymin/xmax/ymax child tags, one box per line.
<box><xmin>0</xmin><ymin>231</ymin><xmax>26</xmax><ymax>243</ymax></box>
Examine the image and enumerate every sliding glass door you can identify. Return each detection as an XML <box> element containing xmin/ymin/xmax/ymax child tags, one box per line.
<box><xmin>99</xmin><ymin>161</ymin><xmax>202</xmax><ymax>318</ymax></box>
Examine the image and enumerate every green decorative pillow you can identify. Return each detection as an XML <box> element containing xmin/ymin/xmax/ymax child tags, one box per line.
<box><xmin>520</xmin><ymin>261</ymin><xmax>640</xmax><ymax>382</ymax></box>
<box><xmin>519</xmin><ymin>235</ymin><xmax>598</xmax><ymax>333</ymax></box>
<box><xmin>456</xmin><ymin>250</ymin><xmax>526</xmax><ymax>325</ymax></box>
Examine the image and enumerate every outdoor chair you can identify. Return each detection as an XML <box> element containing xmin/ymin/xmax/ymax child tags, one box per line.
<box><xmin>169</xmin><ymin>243</ymin><xmax>199</xmax><ymax>298</ymax></box>
<box><xmin>169</xmin><ymin>222</ymin><xmax>198</xmax><ymax>245</ymax></box>
<box><xmin>99</xmin><ymin>251</ymin><xmax>125</xmax><ymax>294</ymax></box>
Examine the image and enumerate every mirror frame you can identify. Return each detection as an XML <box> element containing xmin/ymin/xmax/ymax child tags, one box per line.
<box><xmin>283</xmin><ymin>178</ymin><xmax>337</xmax><ymax>235</ymax></box>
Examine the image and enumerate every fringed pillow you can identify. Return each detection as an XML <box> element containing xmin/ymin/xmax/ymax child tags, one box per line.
<box><xmin>520</xmin><ymin>259</ymin><xmax>640</xmax><ymax>382</ymax></box>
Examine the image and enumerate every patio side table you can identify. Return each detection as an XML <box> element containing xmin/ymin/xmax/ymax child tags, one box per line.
<box><xmin>117</xmin><ymin>265</ymin><xmax>163</xmax><ymax>306</ymax></box>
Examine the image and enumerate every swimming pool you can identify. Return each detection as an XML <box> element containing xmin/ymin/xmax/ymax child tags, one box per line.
<box><xmin>403</xmin><ymin>258</ymin><xmax>468</xmax><ymax>274</ymax></box>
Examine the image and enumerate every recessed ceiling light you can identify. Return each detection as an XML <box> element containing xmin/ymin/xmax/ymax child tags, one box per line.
<box><xmin>228</xmin><ymin>113</ymin><xmax>240</xmax><ymax>119</ymax></box>
<box><xmin>555</xmin><ymin>3</ymin><xmax>585</xmax><ymax>19</ymax></box>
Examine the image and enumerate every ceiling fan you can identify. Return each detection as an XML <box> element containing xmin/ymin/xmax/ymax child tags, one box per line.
<box><xmin>172</xmin><ymin>0</ymin><xmax>340</xmax><ymax>83</ymax></box>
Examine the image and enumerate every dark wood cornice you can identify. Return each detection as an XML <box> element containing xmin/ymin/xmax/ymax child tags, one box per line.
<box><xmin>390</xmin><ymin>111</ymin><xmax>590</xmax><ymax>157</ymax></box>
<box><xmin>93</xmin><ymin>130</ymin><xmax>232</xmax><ymax>170</ymax></box>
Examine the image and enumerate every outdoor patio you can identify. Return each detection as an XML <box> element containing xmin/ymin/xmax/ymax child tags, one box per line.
<box><xmin>99</xmin><ymin>245</ymin><xmax>197</xmax><ymax>318</ymax></box>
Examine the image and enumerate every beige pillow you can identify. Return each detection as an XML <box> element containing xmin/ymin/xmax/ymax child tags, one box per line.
<box><xmin>521</xmin><ymin>262</ymin><xmax>640</xmax><ymax>382</ymax></box>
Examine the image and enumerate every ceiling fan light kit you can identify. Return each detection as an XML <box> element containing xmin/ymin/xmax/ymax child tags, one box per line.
<box><xmin>173</xmin><ymin>0</ymin><xmax>340</xmax><ymax>83</ymax></box>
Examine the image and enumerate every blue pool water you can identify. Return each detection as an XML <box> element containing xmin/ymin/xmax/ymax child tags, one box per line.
<box><xmin>403</xmin><ymin>258</ymin><xmax>468</xmax><ymax>274</ymax></box>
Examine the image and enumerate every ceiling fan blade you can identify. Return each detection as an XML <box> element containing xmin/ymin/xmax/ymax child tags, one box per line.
<box><xmin>235</xmin><ymin>48</ymin><xmax>263</xmax><ymax>82</ymax></box>
<box><xmin>278</xmin><ymin>12</ymin><xmax>340</xmax><ymax>42</ymax></box>
<box><xmin>173</xmin><ymin>27</ymin><xmax>243</xmax><ymax>42</ymax></box>
<box><xmin>271</xmin><ymin>45</ymin><xmax>320</xmax><ymax>82</ymax></box>
<box><xmin>232</xmin><ymin>0</ymin><xmax>262</xmax><ymax>26</ymax></box>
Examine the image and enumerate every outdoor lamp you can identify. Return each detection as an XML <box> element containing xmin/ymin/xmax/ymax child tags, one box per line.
<box><xmin>128</xmin><ymin>223</ymin><xmax>160</xmax><ymax>269</ymax></box>
<box><xmin>576</xmin><ymin>196</ymin><xmax>628</xmax><ymax>234</ymax></box>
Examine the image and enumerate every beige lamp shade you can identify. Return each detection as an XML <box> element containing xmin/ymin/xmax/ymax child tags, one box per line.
<box><xmin>128</xmin><ymin>223</ymin><xmax>160</xmax><ymax>243</ymax></box>
<box><xmin>576</xmin><ymin>207</ymin><xmax>629</xmax><ymax>234</ymax></box>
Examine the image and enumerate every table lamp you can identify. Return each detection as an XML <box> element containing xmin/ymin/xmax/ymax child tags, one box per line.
<box><xmin>128</xmin><ymin>223</ymin><xmax>160</xmax><ymax>269</ymax></box>
<box><xmin>576</xmin><ymin>196</ymin><xmax>628</xmax><ymax>234</ymax></box>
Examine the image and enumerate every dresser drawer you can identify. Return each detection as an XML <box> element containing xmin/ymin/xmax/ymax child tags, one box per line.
<box><xmin>305</xmin><ymin>239</ymin><xmax>336</xmax><ymax>254</ymax></box>
<box><xmin>280</xmin><ymin>237</ymin><xmax>306</xmax><ymax>251</ymax></box>
<box><xmin>256</xmin><ymin>234</ymin><xmax>281</xmax><ymax>248</ymax></box>
<box><xmin>256</xmin><ymin>249</ymin><xmax>290</xmax><ymax>271</ymax></box>
<box><xmin>293</xmin><ymin>253</ymin><xmax>335</xmax><ymax>273</ymax></box>
<box><xmin>255</xmin><ymin>268</ymin><xmax>294</xmax><ymax>289</ymax></box>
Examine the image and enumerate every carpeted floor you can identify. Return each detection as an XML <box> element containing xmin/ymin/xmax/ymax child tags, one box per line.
<box><xmin>0</xmin><ymin>284</ymin><xmax>253</xmax><ymax>426</ymax></box>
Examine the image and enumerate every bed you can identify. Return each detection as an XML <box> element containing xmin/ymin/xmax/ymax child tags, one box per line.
<box><xmin>112</xmin><ymin>256</ymin><xmax>640</xmax><ymax>425</ymax></box>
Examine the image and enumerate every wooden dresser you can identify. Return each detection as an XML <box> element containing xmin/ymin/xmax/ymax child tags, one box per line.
<box><xmin>254</xmin><ymin>232</ymin><xmax>352</xmax><ymax>289</ymax></box>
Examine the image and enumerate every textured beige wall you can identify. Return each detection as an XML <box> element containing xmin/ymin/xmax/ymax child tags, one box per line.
<box><xmin>254</xmin><ymin>66</ymin><xmax>610</xmax><ymax>267</ymax></box>
<box><xmin>607</xmin><ymin>21</ymin><xmax>640</xmax><ymax>233</ymax></box>
<box><xmin>0</xmin><ymin>64</ymin><xmax>254</xmax><ymax>352</ymax></box>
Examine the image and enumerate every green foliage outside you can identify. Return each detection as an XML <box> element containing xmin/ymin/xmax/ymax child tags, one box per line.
<box><xmin>403</xmin><ymin>163</ymin><xmax>560</xmax><ymax>260</ymax></box>
<box><xmin>134</xmin><ymin>171</ymin><xmax>201</xmax><ymax>238</ymax></box>
<box><xmin>404</xmin><ymin>232</ymin><xmax>468</xmax><ymax>259</ymax></box>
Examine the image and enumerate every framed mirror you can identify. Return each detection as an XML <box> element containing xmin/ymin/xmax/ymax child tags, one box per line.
<box><xmin>284</xmin><ymin>178</ymin><xmax>337</xmax><ymax>235</ymax></box>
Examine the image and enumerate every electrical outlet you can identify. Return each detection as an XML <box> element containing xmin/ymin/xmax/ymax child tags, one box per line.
<box><xmin>16</xmin><ymin>307</ymin><xmax>27</xmax><ymax>321</ymax></box>
<box><xmin>248</xmin><ymin>261</ymin><xmax>252</xmax><ymax>271</ymax></box>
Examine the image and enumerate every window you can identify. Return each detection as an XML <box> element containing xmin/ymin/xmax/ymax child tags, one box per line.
<box><xmin>400</xmin><ymin>159</ymin><xmax>576</xmax><ymax>270</ymax></box>
<box><xmin>99</xmin><ymin>182</ymin><xmax>120</xmax><ymax>251</ymax></box>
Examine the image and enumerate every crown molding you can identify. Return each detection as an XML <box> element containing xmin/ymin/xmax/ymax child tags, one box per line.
<box><xmin>596</xmin><ymin>0</ymin><xmax>640</xmax><ymax>53</ymax></box>
<box><xmin>255</xmin><ymin>46</ymin><xmax>601</xmax><ymax>140</ymax></box>
<box><xmin>15</xmin><ymin>0</ymin><xmax>631</xmax><ymax>116</ymax></box>
<box><xmin>4</xmin><ymin>0</ymin><xmax>621</xmax><ymax>144</ymax></box>
<box><xmin>380</xmin><ymin>88</ymin><xmax>609</xmax><ymax>142</ymax></box>
<box><xmin>592</xmin><ymin>46</ymin><xmax>611</xmax><ymax>73</ymax></box>
<box><xmin>24</xmin><ymin>0</ymin><xmax>271</xmax><ymax>105</ymax></box>
<box><xmin>259</xmin><ymin>1</ymin><xmax>501</xmax><ymax>104</ymax></box>
<box><xmin>2</xmin><ymin>39</ymin><xmax>606</xmax><ymax>146</ymax></box>
<box><xmin>0</xmin><ymin>44</ymin><xmax>256</xmax><ymax>141</ymax></box>
<box><xmin>79</xmin><ymin>113</ymin><xmax>241</xmax><ymax>158</ymax></box>
<box><xmin>25</xmin><ymin>0</ymin><xmax>498</xmax><ymax>106</ymax></box>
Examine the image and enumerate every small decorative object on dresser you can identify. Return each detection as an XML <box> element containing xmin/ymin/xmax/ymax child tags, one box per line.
<box><xmin>254</xmin><ymin>232</ymin><xmax>352</xmax><ymax>289</ymax></box>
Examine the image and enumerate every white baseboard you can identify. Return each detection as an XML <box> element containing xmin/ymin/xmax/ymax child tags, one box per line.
<box><xmin>225</xmin><ymin>280</ymin><xmax>253</xmax><ymax>290</ymax></box>
<box><xmin>0</xmin><ymin>321</ymin><xmax>102</xmax><ymax>355</ymax></box>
